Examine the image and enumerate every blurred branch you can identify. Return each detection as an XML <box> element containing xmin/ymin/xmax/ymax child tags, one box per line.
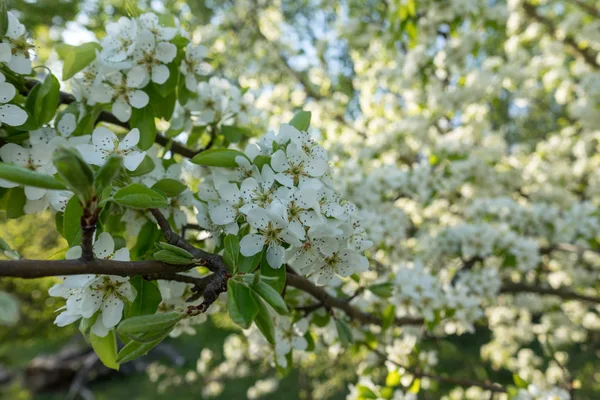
<box><xmin>522</xmin><ymin>2</ymin><xmax>599</xmax><ymax>70</ymax></box>
<box><xmin>365</xmin><ymin>344</ymin><xmax>507</xmax><ymax>393</ymax></box>
<box><xmin>566</xmin><ymin>0</ymin><xmax>599</xmax><ymax>17</ymax></box>
<box><xmin>500</xmin><ymin>282</ymin><xmax>600</xmax><ymax>304</ymax></box>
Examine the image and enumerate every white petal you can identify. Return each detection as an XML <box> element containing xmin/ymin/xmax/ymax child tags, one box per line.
<box><xmin>93</xmin><ymin>232</ymin><xmax>115</xmax><ymax>259</ymax></box>
<box><xmin>151</xmin><ymin>64</ymin><xmax>170</xmax><ymax>84</ymax></box>
<box><xmin>266</xmin><ymin>244</ymin><xmax>284</xmax><ymax>269</ymax></box>
<box><xmin>0</xmin><ymin>82</ymin><xmax>16</xmax><ymax>102</ymax></box>
<box><xmin>8</xmin><ymin>55</ymin><xmax>32</xmax><ymax>75</ymax></box>
<box><xmin>77</xmin><ymin>144</ymin><xmax>107</xmax><ymax>166</ymax></box>
<box><xmin>57</xmin><ymin>113</ymin><xmax>77</xmax><ymax>137</ymax></box>
<box><xmin>128</xmin><ymin>90</ymin><xmax>149</xmax><ymax>108</ymax></box>
<box><xmin>0</xmin><ymin>104</ymin><xmax>28</xmax><ymax>126</ymax></box>
<box><xmin>0</xmin><ymin>143</ymin><xmax>28</xmax><ymax>166</ymax></box>
<box><xmin>91</xmin><ymin>318</ymin><xmax>110</xmax><ymax>337</ymax></box>
<box><xmin>123</xmin><ymin>151</ymin><xmax>146</xmax><ymax>171</ymax></box>
<box><xmin>246</xmin><ymin>208</ymin><xmax>270</xmax><ymax>230</ymax></box>
<box><xmin>0</xmin><ymin>43</ymin><xmax>11</xmax><ymax>63</ymax></box>
<box><xmin>274</xmin><ymin>172</ymin><xmax>294</xmax><ymax>188</ymax></box>
<box><xmin>271</xmin><ymin>150</ymin><xmax>289</xmax><ymax>173</ymax></box>
<box><xmin>240</xmin><ymin>233</ymin><xmax>266</xmax><ymax>257</ymax></box>
<box><xmin>112</xmin><ymin>247</ymin><xmax>131</xmax><ymax>261</ymax></box>
<box><xmin>120</xmin><ymin>128</ymin><xmax>140</xmax><ymax>150</ymax></box>
<box><xmin>25</xmin><ymin>186</ymin><xmax>45</xmax><ymax>200</ymax></box>
<box><xmin>155</xmin><ymin>42</ymin><xmax>177</xmax><ymax>63</ymax></box>
<box><xmin>112</xmin><ymin>97</ymin><xmax>132</xmax><ymax>122</ymax></box>
<box><xmin>55</xmin><ymin>311</ymin><xmax>81</xmax><ymax>327</ymax></box>
<box><xmin>92</xmin><ymin>127</ymin><xmax>118</xmax><ymax>150</ymax></box>
<box><xmin>65</xmin><ymin>246</ymin><xmax>83</xmax><ymax>259</ymax></box>
<box><xmin>209</xmin><ymin>203</ymin><xmax>236</xmax><ymax>225</ymax></box>
<box><xmin>102</xmin><ymin>294</ymin><xmax>124</xmax><ymax>329</ymax></box>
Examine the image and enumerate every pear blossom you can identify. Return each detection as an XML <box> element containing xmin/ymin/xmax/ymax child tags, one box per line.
<box><xmin>48</xmin><ymin>233</ymin><xmax>135</xmax><ymax>337</ymax></box>
<box><xmin>78</xmin><ymin>127</ymin><xmax>145</xmax><ymax>171</ymax></box>
<box><xmin>180</xmin><ymin>43</ymin><xmax>212</xmax><ymax>91</ymax></box>
<box><xmin>90</xmin><ymin>71</ymin><xmax>149</xmax><ymax>122</ymax></box>
<box><xmin>0</xmin><ymin>12</ymin><xmax>33</xmax><ymax>74</ymax></box>
<box><xmin>129</xmin><ymin>30</ymin><xmax>177</xmax><ymax>85</ymax></box>
<box><xmin>0</xmin><ymin>143</ymin><xmax>55</xmax><ymax>200</ymax></box>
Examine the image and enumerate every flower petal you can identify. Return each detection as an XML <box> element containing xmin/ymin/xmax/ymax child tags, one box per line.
<box><xmin>240</xmin><ymin>233</ymin><xmax>266</xmax><ymax>257</ymax></box>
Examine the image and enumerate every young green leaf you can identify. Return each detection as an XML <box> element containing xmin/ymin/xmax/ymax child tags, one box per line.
<box><xmin>154</xmin><ymin>249</ymin><xmax>194</xmax><ymax>265</ymax></box>
<box><xmin>63</xmin><ymin>196</ymin><xmax>83</xmax><ymax>246</ymax></box>
<box><xmin>238</xmin><ymin>250</ymin><xmax>262</xmax><ymax>273</ymax></box>
<box><xmin>94</xmin><ymin>156</ymin><xmax>122</xmax><ymax>194</ymax></box>
<box><xmin>191</xmin><ymin>148</ymin><xmax>248</xmax><ymax>168</ymax></box>
<box><xmin>117</xmin><ymin>312</ymin><xmax>182</xmax><ymax>343</ymax></box>
<box><xmin>251</xmin><ymin>280</ymin><xmax>288</xmax><ymax>315</ymax></box>
<box><xmin>151</xmin><ymin>178</ymin><xmax>187</xmax><ymax>197</ymax></box>
<box><xmin>227</xmin><ymin>280</ymin><xmax>258</xmax><ymax>329</ymax></box>
<box><xmin>56</xmin><ymin>42</ymin><xmax>102</xmax><ymax>80</ymax></box>
<box><xmin>251</xmin><ymin>292</ymin><xmax>275</xmax><ymax>345</ymax></box>
<box><xmin>90</xmin><ymin>330</ymin><xmax>119</xmax><ymax>370</ymax></box>
<box><xmin>130</xmin><ymin>106</ymin><xmax>156</xmax><ymax>151</ymax></box>
<box><xmin>223</xmin><ymin>234</ymin><xmax>240</xmax><ymax>272</ymax></box>
<box><xmin>113</xmin><ymin>184</ymin><xmax>168</xmax><ymax>209</ymax></box>
<box><xmin>289</xmin><ymin>111</ymin><xmax>311</xmax><ymax>131</ymax></box>
<box><xmin>35</xmin><ymin>73</ymin><xmax>61</xmax><ymax>126</ymax></box>
<box><xmin>335</xmin><ymin>319</ymin><xmax>353</xmax><ymax>347</ymax></box>
<box><xmin>116</xmin><ymin>336</ymin><xmax>165</xmax><ymax>364</ymax></box>
<box><xmin>157</xmin><ymin>242</ymin><xmax>194</xmax><ymax>259</ymax></box>
<box><xmin>260</xmin><ymin>254</ymin><xmax>286</xmax><ymax>293</ymax></box>
<box><xmin>0</xmin><ymin>163</ymin><xmax>67</xmax><ymax>190</ymax></box>
<box><xmin>52</xmin><ymin>147</ymin><xmax>94</xmax><ymax>201</ymax></box>
<box><xmin>126</xmin><ymin>277</ymin><xmax>162</xmax><ymax>318</ymax></box>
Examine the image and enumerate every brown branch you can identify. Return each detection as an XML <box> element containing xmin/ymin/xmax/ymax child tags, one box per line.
<box><xmin>366</xmin><ymin>345</ymin><xmax>507</xmax><ymax>393</ymax></box>
<box><xmin>23</xmin><ymin>80</ymin><xmax>200</xmax><ymax>159</ymax></box>
<box><xmin>0</xmin><ymin>258</ymin><xmax>192</xmax><ymax>279</ymax></box>
<box><xmin>285</xmin><ymin>272</ymin><xmax>424</xmax><ymax>327</ymax></box>
<box><xmin>523</xmin><ymin>2</ymin><xmax>599</xmax><ymax>70</ymax></box>
<box><xmin>500</xmin><ymin>282</ymin><xmax>600</xmax><ymax>304</ymax></box>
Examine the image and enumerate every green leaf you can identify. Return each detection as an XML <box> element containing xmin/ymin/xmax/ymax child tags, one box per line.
<box><xmin>251</xmin><ymin>280</ymin><xmax>288</xmax><ymax>315</ymax></box>
<box><xmin>382</xmin><ymin>304</ymin><xmax>396</xmax><ymax>331</ymax></box>
<box><xmin>260</xmin><ymin>254</ymin><xmax>286</xmax><ymax>293</ymax></box>
<box><xmin>222</xmin><ymin>125</ymin><xmax>253</xmax><ymax>143</ymax></box>
<box><xmin>130</xmin><ymin>106</ymin><xmax>156</xmax><ymax>151</ymax></box>
<box><xmin>56</xmin><ymin>42</ymin><xmax>102</xmax><ymax>80</ymax></box>
<box><xmin>116</xmin><ymin>336</ymin><xmax>165</xmax><ymax>363</ymax></box>
<box><xmin>35</xmin><ymin>73</ymin><xmax>61</xmax><ymax>126</ymax></box>
<box><xmin>63</xmin><ymin>196</ymin><xmax>83</xmax><ymax>246</ymax></box>
<box><xmin>223</xmin><ymin>234</ymin><xmax>240</xmax><ymax>272</ymax></box>
<box><xmin>238</xmin><ymin>250</ymin><xmax>262</xmax><ymax>273</ymax></box>
<box><xmin>289</xmin><ymin>111</ymin><xmax>311</xmax><ymax>131</ymax></box>
<box><xmin>4</xmin><ymin>187</ymin><xmax>25</xmax><ymax>219</ymax></box>
<box><xmin>94</xmin><ymin>156</ymin><xmax>122</xmax><ymax>194</ymax></box>
<box><xmin>0</xmin><ymin>291</ymin><xmax>19</xmax><ymax>326</ymax></box>
<box><xmin>0</xmin><ymin>0</ymin><xmax>8</xmax><ymax>40</ymax></box>
<box><xmin>151</xmin><ymin>179</ymin><xmax>187</xmax><ymax>197</ymax></box>
<box><xmin>251</xmin><ymin>292</ymin><xmax>275</xmax><ymax>345</ymax></box>
<box><xmin>368</xmin><ymin>282</ymin><xmax>394</xmax><ymax>298</ymax></box>
<box><xmin>128</xmin><ymin>155</ymin><xmax>156</xmax><ymax>177</ymax></box>
<box><xmin>409</xmin><ymin>378</ymin><xmax>420</xmax><ymax>393</ymax></box>
<box><xmin>113</xmin><ymin>184</ymin><xmax>168</xmax><ymax>209</ymax></box>
<box><xmin>154</xmin><ymin>250</ymin><xmax>194</xmax><ymax>265</ymax></box>
<box><xmin>227</xmin><ymin>280</ymin><xmax>258</xmax><ymax>329</ymax></box>
<box><xmin>126</xmin><ymin>277</ymin><xmax>162</xmax><ymax>318</ymax></box>
<box><xmin>79</xmin><ymin>313</ymin><xmax>98</xmax><ymax>336</ymax></box>
<box><xmin>335</xmin><ymin>319</ymin><xmax>353</xmax><ymax>347</ymax></box>
<box><xmin>513</xmin><ymin>374</ymin><xmax>528</xmax><ymax>389</ymax></box>
<box><xmin>52</xmin><ymin>147</ymin><xmax>94</xmax><ymax>201</ymax></box>
<box><xmin>356</xmin><ymin>385</ymin><xmax>378</xmax><ymax>399</ymax></box>
<box><xmin>191</xmin><ymin>148</ymin><xmax>248</xmax><ymax>168</ymax></box>
<box><xmin>117</xmin><ymin>312</ymin><xmax>182</xmax><ymax>343</ymax></box>
<box><xmin>386</xmin><ymin>370</ymin><xmax>402</xmax><ymax>387</ymax></box>
<box><xmin>0</xmin><ymin>163</ymin><xmax>67</xmax><ymax>190</ymax></box>
<box><xmin>252</xmin><ymin>155</ymin><xmax>271</xmax><ymax>170</ymax></box>
<box><xmin>157</xmin><ymin>242</ymin><xmax>194</xmax><ymax>259</ymax></box>
<box><xmin>90</xmin><ymin>330</ymin><xmax>119</xmax><ymax>370</ymax></box>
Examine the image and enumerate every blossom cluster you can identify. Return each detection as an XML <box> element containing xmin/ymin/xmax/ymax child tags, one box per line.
<box><xmin>194</xmin><ymin>123</ymin><xmax>371</xmax><ymax>284</ymax></box>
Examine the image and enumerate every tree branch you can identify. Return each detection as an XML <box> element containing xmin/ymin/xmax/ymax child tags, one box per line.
<box><xmin>500</xmin><ymin>282</ymin><xmax>600</xmax><ymax>304</ymax></box>
<box><xmin>523</xmin><ymin>2</ymin><xmax>599</xmax><ymax>70</ymax></box>
<box><xmin>366</xmin><ymin>345</ymin><xmax>507</xmax><ymax>393</ymax></box>
<box><xmin>285</xmin><ymin>272</ymin><xmax>424</xmax><ymax>327</ymax></box>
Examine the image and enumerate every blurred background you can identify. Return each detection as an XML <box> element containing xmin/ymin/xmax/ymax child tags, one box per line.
<box><xmin>2</xmin><ymin>0</ymin><xmax>600</xmax><ymax>399</ymax></box>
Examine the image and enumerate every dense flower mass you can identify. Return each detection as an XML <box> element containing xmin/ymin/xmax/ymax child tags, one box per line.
<box><xmin>0</xmin><ymin>3</ymin><xmax>598</xmax><ymax>398</ymax></box>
